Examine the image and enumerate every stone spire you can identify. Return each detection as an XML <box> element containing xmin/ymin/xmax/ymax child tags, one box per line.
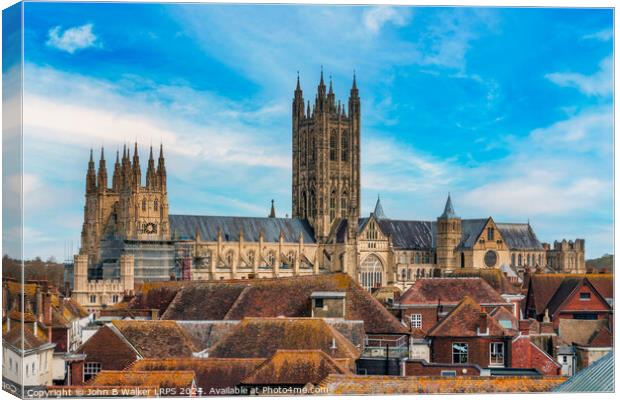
<box><xmin>269</xmin><ymin>199</ymin><xmax>276</xmax><ymax>218</ymax></box>
<box><xmin>97</xmin><ymin>147</ymin><xmax>107</xmax><ymax>191</ymax></box>
<box><xmin>146</xmin><ymin>145</ymin><xmax>156</xmax><ymax>189</ymax></box>
<box><xmin>132</xmin><ymin>142</ymin><xmax>141</xmax><ymax>187</ymax></box>
<box><xmin>373</xmin><ymin>195</ymin><xmax>386</xmax><ymax>219</ymax></box>
<box><xmin>439</xmin><ymin>194</ymin><xmax>458</xmax><ymax>219</ymax></box>
<box><xmin>86</xmin><ymin>149</ymin><xmax>97</xmax><ymax>193</ymax></box>
<box><xmin>157</xmin><ymin>143</ymin><xmax>166</xmax><ymax>190</ymax></box>
<box><xmin>112</xmin><ymin>150</ymin><xmax>121</xmax><ymax>192</ymax></box>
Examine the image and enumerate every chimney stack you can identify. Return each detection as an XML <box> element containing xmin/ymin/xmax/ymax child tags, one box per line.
<box><xmin>478</xmin><ymin>312</ymin><xmax>488</xmax><ymax>335</ymax></box>
<box><xmin>36</xmin><ymin>286</ymin><xmax>43</xmax><ymax>322</ymax></box>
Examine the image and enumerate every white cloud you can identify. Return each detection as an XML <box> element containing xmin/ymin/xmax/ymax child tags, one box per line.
<box><xmin>582</xmin><ymin>28</ymin><xmax>613</xmax><ymax>41</ymax></box>
<box><xmin>460</xmin><ymin>107</ymin><xmax>612</xmax><ymax>217</ymax></box>
<box><xmin>46</xmin><ymin>24</ymin><xmax>98</xmax><ymax>53</ymax></box>
<box><xmin>546</xmin><ymin>56</ymin><xmax>612</xmax><ymax>97</ymax></box>
<box><xmin>363</xmin><ymin>6</ymin><xmax>409</xmax><ymax>34</ymax></box>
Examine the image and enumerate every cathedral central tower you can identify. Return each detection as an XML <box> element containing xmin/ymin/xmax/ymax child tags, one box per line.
<box><xmin>292</xmin><ymin>71</ymin><xmax>361</xmax><ymax>241</ymax></box>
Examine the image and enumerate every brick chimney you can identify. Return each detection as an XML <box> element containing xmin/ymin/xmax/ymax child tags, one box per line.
<box><xmin>36</xmin><ymin>286</ymin><xmax>43</xmax><ymax>322</ymax></box>
<box><xmin>43</xmin><ymin>290</ymin><xmax>53</xmax><ymax>325</ymax></box>
<box><xmin>477</xmin><ymin>312</ymin><xmax>488</xmax><ymax>335</ymax></box>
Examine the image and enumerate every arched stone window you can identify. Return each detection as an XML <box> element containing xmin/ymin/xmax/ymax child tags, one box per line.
<box><xmin>329</xmin><ymin>190</ymin><xmax>337</xmax><ymax>220</ymax></box>
<box><xmin>142</xmin><ymin>199</ymin><xmax>147</xmax><ymax>211</ymax></box>
<box><xmin>340</xmin><ymin>195</ymin><xmax>347</xmax><ymax>218</ymax></box>
<box><xmin>527</xmin><ymin>254</ymin><xmax>531</xmax><ymax>266</ymax></box>
<box><xmin>367</xmin><ymin>221</ymin><xmax>378</xmax><ymax>240</ymax></box>
<box><xmin>407</xmin><ymin>268</ymin><xmax>412</xmax><ymax>280</ymax></box>
<box><xmin>301</xmin><ymin>135</ymin><xmax>307</xmax><ymax>166</ymax></box>
<box><xmin>329</xmin><ymin>131</ymin><xmax>337</xmax><ymax>161</ymax></box>
<box><xmin>359</xmin><ymin>254</ymin><xmax>383</xmax><ymax>291</ymax></box>
<box><xmin>511</xmin><ymin>253</ymin><xmax>515</xmax><ymax>266</ymax></box>
<box><xmin>518</xmin><ymin>254</ymin><xmax>522</xmax><ymax>266</ymax></box>
<box><xmin>154</xmin><ymin>199</ymin><xmax>158</xmax><ymax>211</ymax></box>
<box><xmin>226</xmin><ymin>250</ymin><xmax>234</xmax><ymax>267</ymax></box>
<box><xmin>415</xmin><ymin>254</ymin><xmax>420</xmax><ymax>264</ymax></box>
<box><xmin>341</xmin><ymin>132</ymin><xmax>349</xmax><ymax>162</ymax></box>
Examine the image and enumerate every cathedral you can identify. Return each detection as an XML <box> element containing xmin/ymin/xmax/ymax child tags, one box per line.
<box><xmin>71</xmin><ymin>71</ymin><xmax>586</xmax><ymax>310</ymax></box>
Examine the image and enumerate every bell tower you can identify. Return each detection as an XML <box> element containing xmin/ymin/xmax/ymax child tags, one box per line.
<box><xmin>436</xmin><ymin>194</ymin><xmax>461</xmax><ymax>270</ymax></box>
<box><xmin>292</xmin><ymin>70</ymin><xmax>361</xmax><ymax>242</ymax></box>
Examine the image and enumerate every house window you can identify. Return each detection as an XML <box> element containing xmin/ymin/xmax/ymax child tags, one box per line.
<box><xmin>32</xmin><ymin>362</ymin><xmax>35</xmax><ymax>375</ymax></box>
<box><xmin>84</xmin><ymin>362</ymin><xmax>101</xmax><ymax>382</ymax></box>
<box><xmin>315</xmin><ymin>298</ymin><xmax>324</xmax><ymax>308</ymax></box>
<box><xmin>452</xmin><ymin>343</ymin><xmax>468</xmax><ymax>364</ymax></box>
<box><xmin>580</xmin><ymin>292</ymin><xmax>591</xmax><ymax>300</ymax></box>
<box><xmin>573</xmin><ymin>313</ymin><xmax>597</xmax><ymax>320</ymax></box>
<box><xmin>411</xmin><ymin>314</ymin><xmax>422</xmax><ymax>329</ymax></box>
<box><xmin>89</xmin><ymin>295</ymin><xmax>96</xmax><ymax>303</ymax></box>
<box><xmin>490</xmin><ymin>342</ymin><xmax>505</xmax><ymax>366</ymax></box>
<box><xmin>562</xmin><ymin>356</ymin><xmax>568</xmax><ymax>364</ymax></box>
<box><xmin>440</xmin><ymin>370</ymin><xmax>457</xmax><ymax>377</ymax></box>
<box><xmin>112</xmin><ymin>295</ymin><xmax>119</xmax><ymax>303</ymax></box>
<box><xmin>26</xmin><ymin>365</ymin><xmax>29</xmax><ymax>377</ymax></box>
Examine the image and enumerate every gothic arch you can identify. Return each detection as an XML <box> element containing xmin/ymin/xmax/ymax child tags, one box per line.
<box><xmin>359</xmin><ymin>254</ymin><xmax>384</xmax><ymax>291</ymax></box>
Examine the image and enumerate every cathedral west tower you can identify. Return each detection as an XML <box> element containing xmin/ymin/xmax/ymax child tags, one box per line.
<box><xmin>292</xmin><ymin>71</ymin><xmax>361</xmax><ymax>241</ymax></box>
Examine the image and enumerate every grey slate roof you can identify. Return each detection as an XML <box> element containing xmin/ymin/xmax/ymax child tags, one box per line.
<box><xmin>496</xmin><ymin>223</ymin><xmax>543</xmax><ymax>250</ymax></box>
<box><xmin>553</xmin><ymin>351</ymin><xmax>614</xmax><ymax>392</ymax></box>
<box><xmin>169</xmin><ymin>215</ymin><xmax>316</xmax><ymax>243</ymax></box>
<box><xmin>356</xmin><ymin>217</ymin><xmax>542</xmax><ymax>251</ymax></box>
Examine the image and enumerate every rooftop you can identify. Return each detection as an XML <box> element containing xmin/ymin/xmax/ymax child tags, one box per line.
<box><xmin>318</xmin><ymin>374</ymin><xmax>566</xmax><ymax>394</ymax></box>
<box><xmin>399</xmin><ymin>277</ymin><xmax>508</xmax><ymax>305</ymax></box>
<box><xmin>208</xmin><ymin>317</ymin><xmax>361</xmax><ymax>360</ymax></box>
<box><xmin>110</xmin><ymin>320</ymin><xmax>199</xmax><ymax>358</ymax></box>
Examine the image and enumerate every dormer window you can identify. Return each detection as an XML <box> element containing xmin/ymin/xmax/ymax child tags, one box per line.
<box><xmin>580</xmin><ymin>292</ymin><xmax>591</xmax><ymax>300</ymax></box>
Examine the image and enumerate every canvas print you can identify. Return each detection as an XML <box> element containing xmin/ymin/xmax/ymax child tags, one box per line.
<box><xmin>1</xmin><ymin>1</ymin><xmax>614</xmax><ymax>397</ymax></box>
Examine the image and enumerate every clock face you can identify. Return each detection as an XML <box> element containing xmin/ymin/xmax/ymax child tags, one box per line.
<box><xmin>145</xmin><ymin>223</ymin><xmax>157</xmax><ymax>234</ymax></box>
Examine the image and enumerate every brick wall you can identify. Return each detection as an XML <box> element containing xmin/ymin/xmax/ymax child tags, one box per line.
<box><xmin>430</xmin><ymin>337</ymin><xmax>510</xmax><ymax>368</ymax></box>
<box><xmin>52</xmin><ymin>327</ymin><xmax>69</xmax><ymax>353</ymax></box>
<box><xmin>552</xmin><ymin>283</ymin><xmax>611</xmax><ymax>329</ymax></box>
<box><xmin>511</xmin><ymin>336</ymin><xmax>560</xmax><ymax>375</ymax></box>
<box><xmin>79</xmin><ymin>326</ymin><xmax>137</xmax><ymax>373</ymax></box>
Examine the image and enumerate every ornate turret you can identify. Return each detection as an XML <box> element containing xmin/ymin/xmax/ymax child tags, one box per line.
<box><xmin>269</xmin><ymin>199</ymin><xmax>276</xmax><ymax>218</ymax></box>
<box><xmin>86</xmin><ymin>149</ymin><xmax>97</xmax><ymax>193</ymax></box>
<box><xmin>97</xmin><ymin>147</ymin><xmax>107</xmax><ymax>192</ymax></box>
<box><xmin>157</xmin><ymin>143</ymin><xmax>166</xmax><ymax>190</ymax></box>
<box><xmin>112</xmin><ymin>150</ymin><xmax>121</xmax><ymax>192</ymax></box>
<box><xmin>132</xmin><ymin>142</ymin><xmax>141</xmax><ymax>188</ymax></box>
<box><xmin>146</xmin><ymin>145</ymin><xmax>156</xmax><ymax>189</ymax></box>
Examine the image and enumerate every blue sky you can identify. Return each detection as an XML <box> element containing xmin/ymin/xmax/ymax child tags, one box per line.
<box><xmin>6</xmin><ymin>3</ymin><xmax>613</xmax><ymax>260</ymax></box>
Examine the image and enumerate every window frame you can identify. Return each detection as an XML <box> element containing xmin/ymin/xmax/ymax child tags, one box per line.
<box><xmin>440</xmin><ymin>370</ymin><xmax>457</xmax><ymax>377</ymax></box>
<box><xmin>579</xmin><ymin>292</ymin><xmax>591</xmax><ymax>300</ymax></box>
<box><xmin>410</xmin><ymin>314</ymin><xmax>422</xmax><ymax>329</ymax></box>
<box><xmin>84</xmin><ymin>362</ymin><xmax>102</xmax><ymax>382</ymax></box>
<box><xmin>490</xmin><ymin>342</ymin><xmax>505</xmax><ymax>366</ymax></box>
<box><xmin>452</xmin><ymin>342</ymin><xmax>468</xmax><ymax>364</ymax></box>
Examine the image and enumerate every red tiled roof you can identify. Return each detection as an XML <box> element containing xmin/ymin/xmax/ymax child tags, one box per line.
<box><xmin>427</xmin><ymin>297</ymin><xmax>511</xmax><ymax>338</ymax></box>
<box><xmin>527</xmin><ymin>274</ymin><xmax>613</xmax><ymax>316</ymax></box>
<box><xmin>111</xmin><ymin>320</ymin><xmax>199</xmax><ymax>358</ymax></box>
<box><xmin>318</xmin><ymin>374</ymin><xmax>566</xmax><ymax>394</ymax></box>
<box><xmin>127</xmin><ymin>358</ymin><xmax>264</xmax><ymax>393</ymax></box>
<box><xmin>240</xmin><ymin>350</ymin><xmax>349</xmax><ymax>386</ymax></box>
<box><xmin>131</xmin><ymin>273</ymin><xmax>407</xmax><ymax>334</ymax></box>
<box><xmin>208</xmin><ymin>317</ymin><xmax>361</xmax><ymax>360</ymax></box>
<box><xmin>587</xmin><ymin>327</ymin><xmax>613</xmax><ymax>347</ymax></box>
<box><xmin>88</xmin><ymin>370</ymin><xmax>195</xmax><ymax>390</ymax></box>
<box><xmin>3</xmin><ymin>326</ymin><xmax>52</xmax><ymax>351</ymax></box>
<box><xmin>449</xmin><ymin>269</ymin><xmax>521</xmax><ymax>295</ymax></box>
<box><xmin>399</xmin><ymin>278</ymin><xmax>507</xmax><ymax>305</ymax></box>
